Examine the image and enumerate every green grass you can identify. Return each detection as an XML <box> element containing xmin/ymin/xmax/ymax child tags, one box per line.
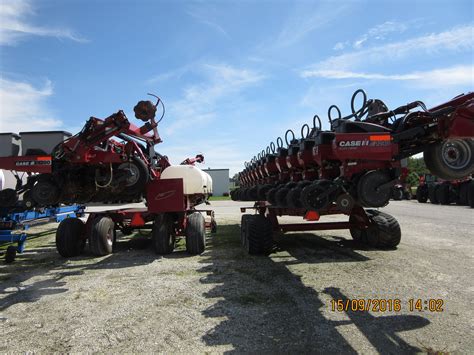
<box><xmin>209</xmin><ymin>195</ymin><xmax>231</xmax><ymax>201</ymax></box>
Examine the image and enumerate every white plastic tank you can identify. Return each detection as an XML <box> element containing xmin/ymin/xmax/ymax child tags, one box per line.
<box><xmin>161</xmin><ymin>165</ymin><xmax>213</xmax><ymax>195</ymax></box>
<box><xmin>0</xmin><ymin>169</ymin><xmax>23</xmax><ymax>191</ymax></box>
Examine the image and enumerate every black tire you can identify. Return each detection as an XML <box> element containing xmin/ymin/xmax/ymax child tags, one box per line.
<box><xmin>240</xmin><ymin>214</ymin><xmax>253</xmax><ymax>249</ymax></box>
<box><xmin>416</xmin><ymin>185</ymin><xmax>428</xmax><ymax>203</ymax></box>
<box><xmin>257</xmin><ymin>184</ymin><xmax>273</xmax><ymax>201</ymax></box>
<box><xmin>404</xmin><ymin>190</ymin><xmax>411</xmax><ymax>200</ymax></box>
<box><xmin>458</xmin><ymin>182</ymin><xmax>469</xmax><ymax>205</ymax></box>
<box><xmin>266</xmin><ymin>186</ymin><xmax>280</xmax><ymax>206</ymax></box>
<box><xmin>423</xmin><ymin>139</ymin><xmax>474</xmax><ymax>180</ymax></box>
<box><xmin>152</xmin><ymin>213</ymin><xmax>176</xmax><ymax>254</ymax></box>
<box><xmin>186</xmin><ymin>212</ymin><xmax>206</xmax><ymax>255</ymax></box>
<box><xmin>275</xmin><ymin>182</ymin><xmax>297</xmax><ymax>207</ymax></box>
<box><xmin>56</xmin><ymin>218</ymin><xmax>86</xmax><ymax>257</ymax></box>
<box><xmin>468</xmin><ymin>182</ymin><xmax>474</xmax><ymax>208</ymax></box>
<box><xmin>0</xmin><ymin>188</ymin><xmax>18</xmax><ymax>207</ymax></box>
<box><xmin>89</xmin><ymin>216</ymin><xmax>115</xmax><ymax>256</ymax></box>
<box><xmin>245</xmin><ymin>215</ymin><xmax>273</xmax><ymax>255</ymax></box>
<box><xmin>5</xmin><ymin>246</ymin><xmax>17</xmax><ymax>263</ymax></box>
<box><xmin>349</xmin><ymin>210</ymin><xmax>401</xmax><ymax>249</ymax></box>
<box><xmin>436</xmin><ymin>184</ymin><xmax>450</xmax><ymax>205</ymax></box>
<box><xmin>392</xmin><ymin>187</ymin><xmax>404</xmax><ymax>201</ymax></box>
<box><xmin>246</xmin><ymin>186</ymin><xmax>258</xmax><ymax>201</ymax></box>
<box><xmin>428</xmin><ymin>185</ymin><xmax>439</xmax><ymax>204</ymax></box>
<box><xmin>31</xmin><ymin>180</ymin><xmax>60</xmax><ymax>206</ymax></box>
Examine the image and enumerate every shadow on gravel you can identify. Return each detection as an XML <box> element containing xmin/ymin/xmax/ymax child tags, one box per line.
<box><xmin>199</xmin><ymin>224</ymin><xmax>429</xmax><ymax>353</ymax></box>
<box><xmin>0</xmin><ymin>233</ymin><xmax>156</xmax><ymax>312</ymax></box>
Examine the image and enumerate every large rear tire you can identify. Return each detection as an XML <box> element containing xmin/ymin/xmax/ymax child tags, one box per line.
<box><xmin>56</xmin><ymin>218</ymin><xmax>86</xmax><ymax>257</ymax></box>
<box><xmin>152</xmin><ymin>213</ymin><xmax>176</xmax><ymax>254</ymax></box>
<box><xmin>424</xmin><ymin>139</ymin><xmax>474</xmax><ymax>180</ymax></box>
<box><xmin>89</xmin><ymin>216</ymin><xmax>115</xmax><ymax>256</ymax></box>
<box><xmin>349</xmin><ymin>210</ymin><xmax>401</xmax><ymax>249</ymax></box>
<box><xmin>186</xmin><ymin>212</ymin><xmax>206</xmax><ymax>255</ymax></box>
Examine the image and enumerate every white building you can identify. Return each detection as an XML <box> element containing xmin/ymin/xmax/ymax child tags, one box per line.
<box><xmin>202</xmin><ymin>168</ymin><xmax>229</xmax><ymax>196</ymax></box>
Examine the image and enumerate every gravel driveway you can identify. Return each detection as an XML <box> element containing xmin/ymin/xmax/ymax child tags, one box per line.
<box><xmin>0</xmin><ymin>200</ymin><xmax>472</xmax><ymax>353</ymax></box>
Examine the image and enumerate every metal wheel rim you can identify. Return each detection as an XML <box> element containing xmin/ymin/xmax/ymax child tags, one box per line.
<box><xmin>441</xmin><ymin>139</ymin><xmax>471</xmax><ymax>170</ymax></box>
<box><xmin>106</xmin><ymin>228</ymin><xmax>114</xmax><ymax>246</ymax></box>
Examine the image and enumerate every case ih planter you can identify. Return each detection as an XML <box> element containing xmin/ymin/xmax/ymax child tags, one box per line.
<box><xmin>0</xmin><ymin>95</ymin><xmax>215</xmax><ymax>257</ymax></box>
<box><xmin>232</xmin><ymin>90</ymin><xmax>474</xmax><ymax>254</ymax></box>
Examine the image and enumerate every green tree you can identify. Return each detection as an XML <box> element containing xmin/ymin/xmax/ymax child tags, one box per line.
<box><xmin>407</xmin><ymin>157</ymin><xmax>429</xmax><ymax>186</ymax></box>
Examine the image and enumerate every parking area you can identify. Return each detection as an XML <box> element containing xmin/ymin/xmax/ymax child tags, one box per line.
<box><xmin>0</xmin><ymin>200</ymin><xmax>473</xmax><ymax>353</ymax></box>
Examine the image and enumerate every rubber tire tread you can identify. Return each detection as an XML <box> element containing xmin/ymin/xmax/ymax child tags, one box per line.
<box><xmin>90</xmin><ymin>217</ymin><xmax>114</xmax><ymax>256</ymax></box>
<box><xmin>428</xmin><ymin>185</ymin><xmax>439</xmax><ymax>204</ymax></box>
<box><xmin>246</xmin><ymin>215</ymin><xmax>273</xmax><ymax>255</ymax></box>
<box><xmin>416</xmin><ymin>186</ymin><xmax>428</xmax><ymax>203</ymax></box>
<box><xmin>350</xmin><ymin>210</ymin><xmax>401</xmax><ymax>249</ymax></box>
<box><xmin>186</xmin><ymin>212</ymin><xmax>206</xmax><ymax>255</ymax></box>
<box><xmin>56</xmin><ymin>218</ymin><xmax>86</xmax><ymax>257</ymax></box>
<box><xmin>152</xmin><ymin>213</ymin><xmax>175</xmax><ymax>254</ymax></box>
<box><xmin>436</xmin><ymin>184</ymin><xmax>450</xmax><ymax>205</ymax></box>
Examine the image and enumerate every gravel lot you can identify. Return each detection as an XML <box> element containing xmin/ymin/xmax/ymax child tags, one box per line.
<box><xmin>0</xmin><ymin>200</ymin><xmax>473</xmax><ymax>353</ymax></box>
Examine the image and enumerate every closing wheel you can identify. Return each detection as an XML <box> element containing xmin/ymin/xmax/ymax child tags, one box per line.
<box><xmin>275</xmin><ymin>182</ymin><xmax>297</xmax><ymax>207</ymax></box>
<box><xmin>186</xmin><ymin>212</ymin><xmax>206</xmax><ymax>255</ymax></box>
<box><xmin>416</xmin><ymin>185</ymin><xmax>428</xmax><ymax>203</ymax></box>
<box><xmin>286</xmin><ymin>181</ymin><xmax>312</xmax><ymax>208</ymax></box>
<box><xmin>424</xmin><ymin>139</ymin><xmax>474</xmax><ymax>180</ymax></box>
<box><xmin>301</xmin><ymin>180</ymin><xmax>337</xmax><ymax>211</ymax></box>
<box><xmin>357</xmin><ymin>170</ymin><xmax>392</xmax><ymax>207</ymax></box>
<box><xmin>349</xmin><ymin>210</ymin><xmax>401</xmax><ymax>249</ymax></box>
<box><xmin>90</xmin><ymin>216</ymin><xmax>115</xmax><ymax>256</ymax></box>
<box><xmin>5</xmin><ymin>246</ymin><xmax>17</xmax><ymax>263</ymax></box>
<box><xmin>56</xmin><ymin>218</ymin><xmax>86</xmax><ymax>257</ymax></box>
<box><xmin>152</xmin><ymin>213</ymin><xmax>176</xmax><ymax>254</ymax></box>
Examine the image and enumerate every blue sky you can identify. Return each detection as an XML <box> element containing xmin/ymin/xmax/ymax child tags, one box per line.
<box><xmin>0</xmin><ymin>0</ymin><xmax>472</xmax><ymax>174</ymax></box>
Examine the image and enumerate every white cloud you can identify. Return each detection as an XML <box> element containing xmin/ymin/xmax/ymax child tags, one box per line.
<box><xmin>163</xmin><ymin>64</ymin><xmax>265</xmax><ymax>135</ymax></box>
<box><xmin>301</xmin><ymin>65</ymin><xmax>474</xmax><ymax>87</ymax></box>
<box><xmin>310</xmin><ymin>25</ymin><xmax>473</xmax><ymax>71</ymax></box>
<box><xmin>353</xmin><ymin>20</ymin><xmax>409</xmax><ymax>49</ymax></box>
<box><xmin>0</xmin><ymin>77</ymin><xmax>63</xmax><ymax>133</ymax></box>
<box><xmin>333</xmin><ymin>41</ymin><xmax>348</xmax><ymax>51</ymax></box>
<box><xmin>0</xmin><ymin>0</ymin><xmax>87</xmax><ymax>45</ymax></box>
<box><xmin>186</xmin><ymin>7</ymin><xmax>229</xmax><ymax>38</ymax></box>
<box><xmin>276</xmin><ymin>2</ymin><xmax>349</xmax><ymax>47</ymax></box>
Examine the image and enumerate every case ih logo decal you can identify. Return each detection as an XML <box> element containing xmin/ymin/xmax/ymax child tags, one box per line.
<box><xmin>15</xmin><ymin>157</ymin><xmax>52</xmax><ymax>166</ymax></box>
<box><xmin>339</xmin><ymin>135</ymin><xmax>391</xmax><ymax>148</ymax></box>
<box><xmin>155</xmin><ymin>190</ymin><xmax>176</xmax><ymax>201</ymax></box>
<box><xmin>339</xmin><ymin>140</ymin><xmax>370</xmax><ymax>147</ymax></box>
